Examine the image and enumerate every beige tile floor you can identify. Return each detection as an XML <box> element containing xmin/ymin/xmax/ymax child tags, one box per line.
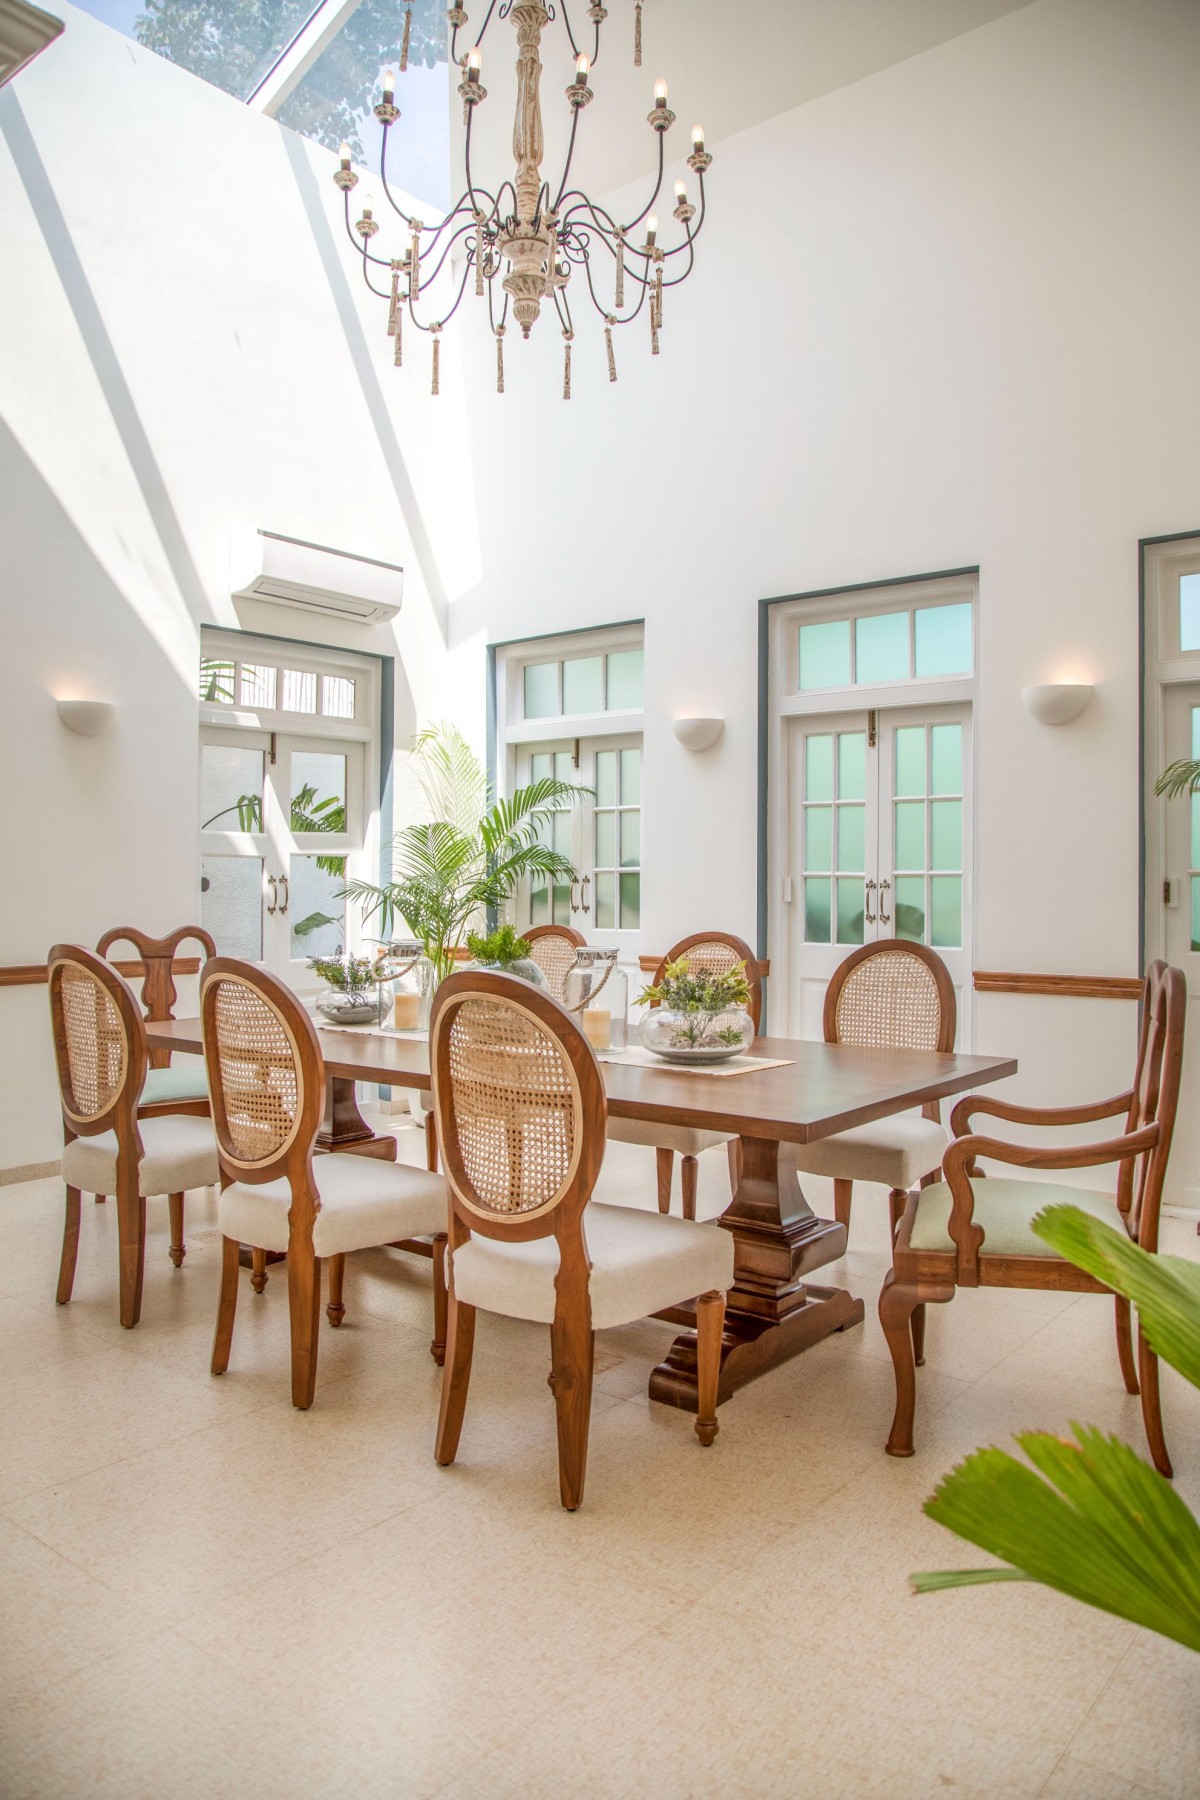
<box><xmin>1</xmin><ymin>1122</ymin><xmax>1198</xmax><ymax>1799</ymax></box>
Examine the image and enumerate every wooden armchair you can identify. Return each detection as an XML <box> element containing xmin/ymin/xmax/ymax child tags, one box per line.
<box><xmin>792</xmin><ymin>941</ymin><xmax>956</xmax><ymax>1237</ymax></box>
<box><xmin>48</xmin><ymin>946</ymin><xmax>219</xmax><ymax>1324</ymax></box>
<box><xmin>608</xmin><ymin>931</ymin><xmax>763</xmax><ymax>1220</ymax></box>
<box><xmin>96</xmin><ymin>925</ymin><xmax>215</xmax><ymax>1118</ymax></box>
<box><xmin>202</xmin><ymin>959</ymin><xmax>449</xmax><ymax>1409</ymax></box>
<box><xmin>430</xmin><ymin>970</ymin><xmax>733</xmax><ymax>1509</ymax></box>
<box><xmin>879</xmin><ymin>961</ymin><xmax>1185</xmax><ymax>1476</ymax></box>
<box><xmin>524</xmin><ymin>923</ymin><xmax>587</xmax><ymax>1005</ymax></box>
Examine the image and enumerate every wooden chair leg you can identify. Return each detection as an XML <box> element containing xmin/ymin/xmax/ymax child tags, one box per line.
<box><xmin>888</xmin><ymin>1188</ymin><xmax>910</xmax><ymax>1238</ymax></box>
<box><xmin>1115</xmin><ymin>1295</ymin><xmax>1139</xmax><ymax>1394</ymax></box>
<box><xmin>911</xmin><ymin>1302</ymin><xmax>927</xmax><ymax>1367</ymax></box>
<box><xmin>1137</xmin><ymin>1322</ymin><xmax>1172</xmax><ymax>1479</ymax></box>
<box><xmin>726</xmin><ymin>1138</ymin><xmax>743</xmax><ymax>1197</ymax></box>
<box><xmin>550</xmin><ymin>1312</ymin><xmax>595</xmax><ymax>1512</ymax></box>
<box><xmin>833</xmin><ymin>1180</ymin><xmax>852</xmax><ymax>1231</ymax></box>
<box><xmin>425</xmin><ymin>1111</ymin><xmax>439</xmax><ymax>1173</ymax></box>
<box><xmin>115</xmin><ymin>1173</ymin><xmax>146</xmax><ymax>1330</ymax></box>
<box><xmin>57</xmin><ymin>1185</ymin><xmax>81</xmax><ymax>1305</ymax></box>
<box><xmin>435</xmin><ymin>1294</ymin><xmax>476</xmax><ymax>1466</ymax></box>
<box><xmin>250</xmin><ymin>1246</ymin><xmax>268</xmax><ymax>1294</ymax></box>
<box><xmin>167</xmin><ymin>1192</ymin><xmax>185</xmax><ymax>1268</ymax></box>
<box><xmin>95</xmin><ymin>1193</ymin><xmax>106</xmax><ymax>1204</ymax></box>
<box><xmin>655</xmin><ymin>1147</ymin><xmax>674</xmax><ymax>1214</ymax></box>
<box><xmin>430</xmin><ymin>1232</ymin><xmax>448</xmax><ymax>1366</ymax></box>
<box><xmin>287</xmin><ymin>1244</ymin><xmax>322</xmax><ymax>1411</ymax></box>
<box><xmin>879</xmin><ymin>1272</ymin><xmax>921</xmax><ymax>1457</ymax></box>
<box><xmin>325</xmin><ymin>1253</ymin><xmax>346</xmax><ymax>1327</ymax></box>
<box><xmin>680</xmin><ymin>1155</ymin><xmax>699</xmax><ymax>1223</ymax></box>
<box><xmin>695</xmin><ymin>1290</ymin><xmax>726</xmax><ymax>1446</ymax></box>
<box><xmin>211</xmin><ymin>1235</ymin><xmax>240</xmax><ymax>1375</ymax></box>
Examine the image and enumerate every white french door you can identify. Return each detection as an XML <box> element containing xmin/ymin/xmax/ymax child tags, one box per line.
<box><xmin>199</xmin><ymin>725</ymin><xmax>365</xmax><ymax>985</ymax></box>
<box><xmin>785</xmin><ymin>702</ymin><xmax>972</xmax><ymax>1040</ymax></box>
<box><xmin>515</xmin><ymin>735</ymin><xmax>643</xmax><ymax>960</ymax></box>
<box><xmin>1156</xmin><ymin>684</ymin><xmax>1200</xmax><ymax>1203</ymax></box>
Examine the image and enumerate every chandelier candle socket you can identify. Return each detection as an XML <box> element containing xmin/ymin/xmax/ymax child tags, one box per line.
<box><xmin>334</xmin><ymin>0</ymin><xmax>711</xmax><ymax>395</ymax></box>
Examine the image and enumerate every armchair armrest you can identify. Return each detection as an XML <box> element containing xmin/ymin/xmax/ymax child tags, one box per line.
<box><xmin>949</xmin><ymin>1089</ymin><xmax>1134</xmax><ymax>1140</ymax></box>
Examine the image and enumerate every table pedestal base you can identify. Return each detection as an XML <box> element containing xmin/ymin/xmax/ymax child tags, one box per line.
<box><xmin>316</xmin><ymin>1077</ymin><xmax>398</xmax><ymax>1161</ymax></box>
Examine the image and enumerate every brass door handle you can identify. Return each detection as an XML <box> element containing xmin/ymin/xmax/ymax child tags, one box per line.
<box><xmin>879</xmin><ymin>878</ymin><xmax>891</xmax><ymax>927</ymax></box>
<box><xmin>266</xmin><ymin>874</ymin><xmax>278</xmax><ymax>915</ymax></box>
<box><xmin>581</xmin><ymin>875</ymin><xmax>590</xmax><ymax>915</ymax></box>
<box><xmin>570</xmin><ymin>879</ymin><xmax>580</xmax><ymax>914</ymax></box>
<box><xmin>278</xmin><ymin>874</ymin><xmax>289</xmax><ymax>916</ymax></box>
<box><xmin>864</xmin><ymin>879</ymin><xmax>877</xmax><ymax>925</ymax></box>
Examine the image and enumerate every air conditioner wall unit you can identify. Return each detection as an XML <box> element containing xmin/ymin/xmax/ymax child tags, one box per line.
<box><xmin>230</xmin><ymin>529</ymin><xmax>403</xmax><ymax>625</ymax></box>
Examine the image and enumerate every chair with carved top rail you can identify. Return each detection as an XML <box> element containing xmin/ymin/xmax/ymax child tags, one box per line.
<box><xmin>48</xmin><ymin>945</ymin><xmax>220</xmax><ymax>1325</ymax></box>
<box><xmin>96</xmin><ymin>925</ymin><xmax>216</xmax><ymax>1118</ymax></box>
<box><xmin>879</xmin><ymin>960</ymin><xmax>1185</xmax><ymax>1475</ymax></box>
<box><xmin>607</xmin><ymin>931</ymin><xmax>763</xmax><ymax>1221</ymax></box>
<box><xmin>431</xmin><ymin>969</ymin><xmax>733</xmax><ymax>1510</ymax></box>
<box><xmin>790</xmin><ymin>940</ymin><xmax>957</xmax><ymax>1241</ymax></box>
<box><xmin>202</xmin><ymin>958</ymin><xmax>450</xmax><ymax>1410</ymax></box>
<box><xmin>524</xmin><ymin>923</ymin><xmax>587</xmax><ymax>1005</ymax></box>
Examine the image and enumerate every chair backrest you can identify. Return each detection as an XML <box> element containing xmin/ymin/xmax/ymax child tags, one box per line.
<box><xmin>97</xmin><ymin>925</ymin><xmax>216</xmax><ymax>1069</ymax></box>
<box><xmin>1122</xmin><ymin>961</ymin><xmax>1186</xmax><ymax>1247</ymax></box>
<box><xmin>655</xmin><ymin>932</ymin><xmax>763</xmax><ymax>1035</ymax></box>
<box><xmin>199</xmin><ymin>959</ymin><xmax>324</xmax><ymax>1226</ymax></box>
<box><xmin>524</xmin><ymin>925</ymin><xmax>587</xmax><ymax>1005</ymax></box>
<box><xmin>47</xmin><ymin>945</ymin><xmax>146</xmax><ymax>1146</ymax></box>
<box><xmin>430</xmin><ymin>970</ymin><xmax>607</xmax><ymax>1250</ymax></box>
<box><xmin>823</xmin><ymin>941</ymin><xmax>956</xmax><ymax>1055</ymax></box>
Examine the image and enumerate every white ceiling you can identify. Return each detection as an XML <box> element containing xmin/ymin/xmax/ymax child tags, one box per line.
<box><xmin>459</xmin><ymin>0</ymin><xmax>1034</xmax><ymax>201</ymax></box>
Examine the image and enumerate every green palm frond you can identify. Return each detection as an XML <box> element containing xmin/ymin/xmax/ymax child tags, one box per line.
<box><xmin>1155</xmin><ymin>758</ymin><xmax>1200</xmax><ymax>801</ymax></box>
<box><xmin>479</xmin><ymin>778</ymin><xmax>592</xmax><ymax>857</ymax></box>
<box><xmin>410</xmin><ymin>722</ymin><xmax>488</xmax><ymax>831</ymax></box>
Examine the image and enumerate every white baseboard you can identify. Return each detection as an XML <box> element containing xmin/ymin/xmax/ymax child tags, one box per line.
<box><xmin>0</xmin><ymin>1159</ymin><xmax>60</xmax><ymax>1185</ymax></box>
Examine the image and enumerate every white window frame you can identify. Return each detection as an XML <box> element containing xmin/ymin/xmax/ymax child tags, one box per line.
<box><xmin>766</xmin><ymin>573</ymin><xmax>980</xmax><ymax>1040</ymax></box>
<box><xmin>1143</xmin><ymin>534</ymin><xmax>1200</xmax><ymax>962</ymax></box>
<box><xmin>496</xmin><ymin>622</ymin><xmax>646</xmax><ymax>752</ymax></box>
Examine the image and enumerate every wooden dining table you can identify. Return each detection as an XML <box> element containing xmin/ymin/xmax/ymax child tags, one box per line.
<box><xmin>149</xmin><ymin>1017</ymin><xmax>1016</xmax><ymax>1411</ymax></box>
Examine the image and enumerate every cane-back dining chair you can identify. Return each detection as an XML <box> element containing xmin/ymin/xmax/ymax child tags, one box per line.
<box><xmin>430</xmin><ymin>970</ymin><xmax>733</xmax><ymax>1510</ymax></box>
<box><xmin>608</xmin><ymin>931</ymin><xmax>763</xmax><ymax>1220</ymax></box>
<box><xmin>880</xmin><ymin>960</ymin><xmax>1186</xmax><ymax>1476</ymax></box>
<box><xmin>48</xmin><ymin>946</ymin><xmax>220</xmax><ymax>1325</ymax></box>
<box><xmin>96</xmin><ymin>925</ymin><xmax>215</xmax><ymax>1117</ymax></box>
<box><xmin>201</xmin><ymin>959</ymin><xmax>449</xmax><ymax>1410</ymax></box>
<box><xmin>791</xmin><ymin>941</ymin><xmax>956</xmax><ymax>1238</ymax></box>
<box><xmin>524</xmin><ymin>924</ymin><xmax>587</xmax><ymax>1005</ymax></box>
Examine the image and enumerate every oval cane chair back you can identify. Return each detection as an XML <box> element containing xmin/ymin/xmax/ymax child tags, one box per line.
<box><xmin>97</xmin><ymin>925</ymin><xmax>216</xmax><ymax>1069</ymax></box>
<box><xmin>654</xmin><ymin>932</ymin><xmax>763</xmax><ymax>1035</ymax></box>
<box><xmin>1121</xmin><ymin>961</ymin><xmax>1185</xmax><ymax>1249</ymax></box>
<box><xmin>524</xmin><ymin>924</ymin><xmax>587</xmax><ymax>1005</ymax></box>
<box><xmin>824</xmin><ymin>941</ymin><xmax>956</xmax><ymax>1055</ymax></box>
<box><xmin>47</xmin><ymin>945</ymin><xmax>146</xmax><ymax>1140</ymax></box>
<box><xmin>431</xmin><ymin>970</ymin><xmax>607</xmax><ymax>1244</ymax></box>
<box><xmin>199</xmin><ymin>960</ymin><xmax>323</xmax><ymax>1216</ymax></box>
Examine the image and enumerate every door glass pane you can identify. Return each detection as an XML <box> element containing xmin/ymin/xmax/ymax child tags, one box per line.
<box><xmin>552</xmin><ymin>812</ymin><xmax>572</xmax><ymax>859</ymax></box>
<box><xmin>595</xmin><ymin>751</ymin><xmax>617</xmax><ymax>805</ymax></box>
<box><xmin>930</xmin><ymin>876</ymin><xmax>962</xmax><ymax>947</ymax></box>
<box><xmin>1192</xmin><ymin>794</ymin><xmax>1200</xmax><ymax>874</ymax></box>
<box><xmin>530</xmin><ymin>752</ymin><xmax>552</xmax><ymax>785</ymax></box>
<box><xmin>1192</xmin><ymin>876</ymin><xmax>1200</xmax><ymax>952</ymax></box>
<box><xmin>554</xmin><ymin>752</ymin><xmax>575</xmax><ymax>785</ymax></box>
<box><xmin>619</xmin><ymin>873</ymin><xmax>641</xmax><ymax>929</ymax></box>
<box><xmin>930</xmin><ymin>800</ymin><xmax>962</xmax><ymax>871</ymax></box>
<box><xmin>894</xmin><ymin>802</ymin><xmax>925</xmax><ymax>869</ymax></box>
<box><xmin>894</xmin><ymin>728</ymin><xmax>926</xmax><ymax>796</ymax></box>
<box><xmin>855</xmin><ymin>611</ymin><xmax>909</xmax><ymax>684</ymax></box>
<box><xmin>290</xmin><ymin>856</ymin><xmax>346</xmax><ymax>958</ymax></box>
<box><xmin>799</xmin><ymin>620</ymin><xmax>851</xmax><ymax>691</ymax></box>
<box><xmin>836</xmin><ymin>878</ymin><xmax>864</xmax><ymax>946</ymax></box>
<box><xmin>805</xmin><ymin>807</ymin><xmax>832</xmax><ymax>873</ymax></box>
<box><xmin>282</xmin><ymin>669</ymin><xmax>318</xmax><ymax>713</ymax></box>
<box><xmin>201</xmin><ymin>744</ymin><xmax>264</xmax><ymax>833</ymax></box>
<box><xmin>837</xmin><ymin>733</ymin><xmax>866</xmax><ymax>800</ymax></box>
<box><xmin>595</xmin><ymin>872</ymin><xmax>616</xmax><ymax>929</ymax></box>
<box><xmin>805</xmin><ymin>735</ymin><xmax>833</xmax><ymax>801</ymax></box>
<box><xmin>914</xmin><ymin>603</ymin><xmax>973</xmax><ymax>677</ymax></box>
<box><xmin>1181</xmin><ymin>574</ymin><xmax>1200</xmax><ymax>652</ymax></box>
<box><xmin>894</xmin><ymin>876</ymin><xmax>925</xmax><ymax>943</ymax></box>
<box><xmin>595</xmin><ymin>811</ymin><xmax>616</xmax><ymax>867</ymax></box>
<box><xmin>619</xmin><ymin>812</ymin><xmax>640</xmax><ymax>868</ymax></box>
<box><xmin>321</xmin><ymin>675</ymin><xmax>356</xmax><ymax>719</ymax></box>
<box><xmin>619</xmin><ymin>748</ymin><xmax>642</xmax><ymax>804</ymax></box>
<box><xmin>240</xmin><ymin>663</ymin><xmax>277</xmax><ymax>709</ymax></box>
<box><xmin>837</xmin><ymin>805</ymin><xmax>865</xmax><ymax>873</ymax></box>
<box><xmin>804</xmin><ymin>878</ymin><xmax>832</xmax><ymax>943</ymax></box>
<box><xmin>930</xmin><ymin>723</ymin><xmax>962</xmax><ymax>795</ymax></box>
<box><xmin>523</xmin><ymin>662</ymin><xmax>559</xmax><ymax>719</ymax></box>
<box><xmin>201</xmin><ymin>857</ymin><xmax>262</xmax><ymax>959</ymax></box>
<box><xmin>199</xmin><ymin>657</ymin><xmax>235</xmax><ymax>704</ymax></box>
<box><xmin>606</xmin><ymin>649</ymin><xmax>644</xmax><ymax>709</ymax></box>
<box><xmin>562</xmin><ymin>655</ymin><xmax>604</xmax><ymax>714</ymax></box>
<box><xmin>530</xmin><ymin>884</ymin><xmax>549</xmax><ymax>925</ymax></box>
<box><xmin>553</xmin><ymin>882</ymin><xmax>573</xmax><ymax>925</ymax></box>
<box><xmin>291</xmin><ymin>751</ymin><xmax>347</xmax><ymax>833</ymax></box>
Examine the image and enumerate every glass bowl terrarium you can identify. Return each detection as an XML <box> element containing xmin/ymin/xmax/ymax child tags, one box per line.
<box><xmin>637</xmin><ymin>955</ymin><xmax>755</xmax><ymax>1065</ymax></box>
<box><xmin>309</xmin><ymin>953</ymin><xmax>387</xmax><ymax>1026</ymax></box>
<box><xmin>463</xmin><ymin>925</ymin><xmax>548</xmax><ymax>990</ymax></box>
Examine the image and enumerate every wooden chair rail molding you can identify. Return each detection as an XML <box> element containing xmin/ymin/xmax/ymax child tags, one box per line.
<box><xmin>973</xmin><ymin>970</ymin><xmax>1143</xmax><ymax>1000</ymax></box>
<box><xmin>639</xmin><ymin>955</ymin><xmax>771</xmax><ymax>977</ymax></box>
<box><xmin>0</xmin><ymin>958</ymin><xmax>203</xmax><ymax>989</ymax></box>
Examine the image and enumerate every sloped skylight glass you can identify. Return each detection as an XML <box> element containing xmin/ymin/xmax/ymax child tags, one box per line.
<box><xmin>74</xmin><ymin>0</ymin><xmax>323</xmax><ymax>102</ymax></box>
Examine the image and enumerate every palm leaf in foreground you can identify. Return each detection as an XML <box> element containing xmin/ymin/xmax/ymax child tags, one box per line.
<box><xmin>1154</xmin><ymin>758</ymin><xmax>1200</xmax><ymax>802</ymax></box>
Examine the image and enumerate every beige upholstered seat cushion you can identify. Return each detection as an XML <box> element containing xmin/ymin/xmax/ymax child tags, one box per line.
<box><xmin>910</xmin><ymin>1177</ymin><xmax>1126</xmax><ymax>1257</ymax></box>
<box><xmin>451</xmin><ymin>1201</ymin><xmax>734</xmax><ymax>1331</ymax></box>
<box><xmin>790</xmin><ymin>1114</ymin><xmax>947</xmax><ymax>1190</ymax></box>
<box><xmin>218</xmin><ymin>1153</ymin><xmax>448</xmax><ymax>1256</ymax></box>
<box><xmin>141</xmin><ymin>1059</ymin><xmax>208</xmax><ymax>1106</ymax></box>
<box><xmin>62</xmin><ymin>1114</ymin><xmax>219</xmax><ymax>1197</ymax></box>
<box><xmin>606</xmin><ymin>1117</ymin><xmax>733</xmax><ymax>1157</ymax></box>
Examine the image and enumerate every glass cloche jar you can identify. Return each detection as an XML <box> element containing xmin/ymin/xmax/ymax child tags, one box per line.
<box><xmin>377</xmin><ymin>941</ymin><xmax>437</xmax><ymax>1033</ymax></box>
<box><xmin>564</xmin><ymin>948</ymin><xmax>628</xmax><ymax>1052</ymax></box>
<box><xmin>637</xmin><ymin>955</ymin><xmax>755</xmax><ymax>1064</ymax></box>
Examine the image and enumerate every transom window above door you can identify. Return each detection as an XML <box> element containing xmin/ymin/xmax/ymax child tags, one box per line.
<box><xmin>520</xmin><ymin>645</ymin><xmax>644</xmax><ymax>721</ymax></box>
<box><xmin>797</xmin><ymin>598</ymin><xmax>973</xmax><ymax>693</ymax></box>
<box><xmin>199</xmin><ymin>640</ymin><xmax>368</xmax><ymax>730</ymax></box>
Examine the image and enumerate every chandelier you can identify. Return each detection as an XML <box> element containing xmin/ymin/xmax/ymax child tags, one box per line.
<box><xmin>332</xmin><ymin>2</ymin><xmax>712</xmax><ymax>396</ymax></box>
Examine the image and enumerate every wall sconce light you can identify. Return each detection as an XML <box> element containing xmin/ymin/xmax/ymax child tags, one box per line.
<box><xmin>56</xmin><ymin>698</ymin><xmax>116</xmax><ymax>737</ymax></box>
<box><xmin>1021</xmin><ymin>683</ymin><xmax>1094</xmax><ymax>727</ymax></box>
<box><xmin>671</xmin><ymin>716</ymin><xmax>724</xmax><ymax>752</ymax></box>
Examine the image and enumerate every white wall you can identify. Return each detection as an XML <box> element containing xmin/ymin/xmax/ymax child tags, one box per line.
<box><xmin>449</xmin><ymin>0</ymin><xmax>1200</xmax><ymax>1193</ymax></box>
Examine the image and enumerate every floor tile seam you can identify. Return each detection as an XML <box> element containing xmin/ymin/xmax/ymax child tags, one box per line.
<box><xmin>1031</xmin><ymin>1632</ymin><xmax>1157</xmax><ymax>1797</ymax></box>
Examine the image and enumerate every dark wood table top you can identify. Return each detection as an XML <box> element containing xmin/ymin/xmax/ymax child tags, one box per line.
<box><xmin>150</xmin><ymin>1018</ymin><xmax>1016</xmax><ymax>1147</ymax></box>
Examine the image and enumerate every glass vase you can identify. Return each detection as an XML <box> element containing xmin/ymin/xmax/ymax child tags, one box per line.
<box><xmin>563</xmin><ymin>949</ymin><xmax>628</xmax><ymax>1052</ymax></box>
<box><xmin>378</xmin><ymin>941</ymin><xmax>437</xmax><ymax>1032</ymax></box>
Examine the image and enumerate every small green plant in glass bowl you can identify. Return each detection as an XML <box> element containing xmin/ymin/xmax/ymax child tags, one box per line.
<box><xmin>309</xmin><ymin>953</ymin><xmax>387</xmax><ymax>1025</ymax></box>
<box><xmin>636</xmin><ymin>957</ymin><xmax>754</xmax><ymax>1064</ymax></box>
<box><xmin>464</xmin><ymin>924</ymin><xmax>548</xmax><ymax>989</ymax></box>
